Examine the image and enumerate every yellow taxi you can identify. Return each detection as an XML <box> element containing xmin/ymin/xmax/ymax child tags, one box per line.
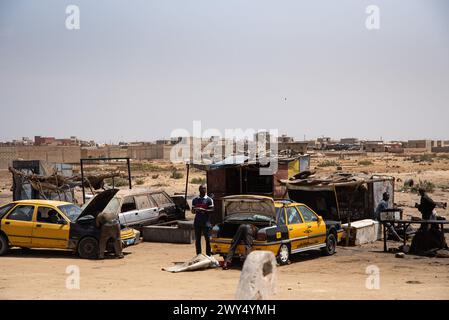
<box><xmin>0</xmin><ymin>189</ymin><xmax>140</xmax><ymax>259</ymax></box>
<box><xmin>210</xmin><ymin>195</ymin><xmax>343</xmax><ymax>265</ymax></box>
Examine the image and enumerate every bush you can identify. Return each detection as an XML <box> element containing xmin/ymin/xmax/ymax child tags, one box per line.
<box><xmin>408</xmin><ymin>154</ymin><xmax>434</xmax><ymax>163</ymax></box>
<box><xmin>170</xmin><ymin>170</ymin><xmax>184</xmax><ymax>179</ymax></box>
<box><xmin>151</xmin><ymin>174</ymin><xmax>159</xmax><ymax>179</ymax></box>
<box><xmin>135</xmin><ymin>179</ymin><xmax>145</xmax><ymax>185</ymax></box>
<box><xmin>410</xmin><ymin>180</ymin><xmax>435</xmax><ymax>193</ymax></box>
<box><xmin>190</xmin><ymin>177</ymin><xmax>206</xmax><ymax>184</ymax></box>
<box><xmin>317</xmin><ymin>160</ymin><xmax>340</xmax><ymax>167</ymax></box>
<box><xmin>358</xmin><ymin>160</ymin><xmax>373</xmax><ymax>166</ymax></box>
<box><xmin>112</xmin><ymin>178</ymin><xmax>129</xmax><ymax>187</ymax></box>
<box><xmin>437</xmin><ymin>154</ymin><xmax>449</xmax><ymax>160</ymax></box>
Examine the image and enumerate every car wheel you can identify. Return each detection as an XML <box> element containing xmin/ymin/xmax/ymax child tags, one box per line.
<box><xmin>277</xmin><ymin>244</ymin><xmax>290</xmax><ymax>265</ymax></box>
<box><xmin>322</xmin><ymin>233</ymin><xmax>337</xmax><ymax>256</ymax></box>
<box><xmin>0</xmin><ymin>234</ymin><xmax>9</xmax><ymax>256</ymax></box>
<box><xmin>77</xmin><ymin>237</ymin><xmax>99</xmax><ymax>259</ymax></box>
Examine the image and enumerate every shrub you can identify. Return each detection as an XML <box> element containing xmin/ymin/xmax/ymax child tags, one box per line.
<box><xmin>190</xmin><ymin>177</ymin><xmax>206</xmax><ymax>184</ymax></box>
<box><xmin>135</xmin><ymin>179</ymin><xmax>145</xmax><ymax>185</ymax></box>
<box><xmin>113</xmin><ymin>178</ymin><xmax>129</xmax><ymax>187</ymax></box>
<box><xmin>437</xmin><ymin>154</ymin><xmax>449</xmax><ymax>160</ymax></box>
<box><xmin>410</xmin><ymin>180</ymin><xmax>435</xmax><ymax>193</ymax></box>
<box><xmin>409</xmin><ymin>154</ymin><xmax>434</xmax><ymax>163</ymax></box>
<box><xmin>170</xmin><ymin>170</ymin><xmax>184</xmax><ymax>179</ymax></box>
<box><xmin>358</xmin><ymin>160</ymin><xmax>373</xmax><ymax>166</ymax></box>
<box><xmin>317</xmin><ymin>160</ymin><xmax>340</xmax><ymax>167</ymax></box>
<box><xmin>151</xmin><ymin>174</ymin><xmax>159</xmax><ymax>179</ymax></box>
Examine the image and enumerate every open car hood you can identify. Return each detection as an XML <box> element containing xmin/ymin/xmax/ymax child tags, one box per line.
<box><xmin>76</xmin><ymin>189</ymin><xmax>119</xmax><ymax>221</ymax></box>
<box><xmin>223</xmin><ymin>195</ymin><xmax>276</xmax><ymax>219</ymax></box>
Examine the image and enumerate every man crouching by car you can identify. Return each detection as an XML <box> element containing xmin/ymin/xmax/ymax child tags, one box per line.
<box><xmin>223</xmin><ymin>224</ymin><xmax>258</xmax><ymax>270</ymax></box>
<box><xmin>96</xmin><ymin>208</ymin><xmax>124</xmax><ymax>259</ymax></box>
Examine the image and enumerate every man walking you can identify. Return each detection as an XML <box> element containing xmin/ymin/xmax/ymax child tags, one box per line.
<box><xmin>192</xmin><ymin>184</ymin><xmax>214</xmax><ymax>256</ymax></box>
<box><xmin>96</xmin><ymin>208</ymin><xmax>124</xmax><ymax>259</ymax></box>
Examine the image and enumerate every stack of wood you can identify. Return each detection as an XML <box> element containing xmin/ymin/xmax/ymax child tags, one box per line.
<box><xmin>9</xmin><ymin>166</ymin><xmax>123</xmax><ymax>194</ymax></box>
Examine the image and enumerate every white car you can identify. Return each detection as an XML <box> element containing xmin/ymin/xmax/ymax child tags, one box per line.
<box><xmin>88</xmin><ymin>189</ymin><xmax>186</xmax><ymax>227</ymax></box>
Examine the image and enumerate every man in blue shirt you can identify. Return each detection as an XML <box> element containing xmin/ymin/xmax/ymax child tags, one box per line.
<box><xmin>375</xmin><ymin>192</ymin><xmax>390</xmax><ymax>220</ymax></box>
<box><xmin>375</xmin><ymin>192</ymin><xmax>402</xmax><ymax>241</ymax></box>
<box><xmin>192</xmin><ymin>184</ymin><xmax>214</xmax><ymax>256</ymax></box>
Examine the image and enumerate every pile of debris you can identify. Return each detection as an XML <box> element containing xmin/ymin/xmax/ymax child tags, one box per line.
<box><xmin>281</xmin><ymin>171</ymin><xmax>395</xmax><ymax>221</ymax></box>
<box><xmin>9</xmin><ymin>166</ymin><xmax>124</xmax><ymax>202</ymax></box>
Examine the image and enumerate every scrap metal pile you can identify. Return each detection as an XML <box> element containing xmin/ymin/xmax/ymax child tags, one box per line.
<box><xmin>282</xmin><ymin>171</ymin><xmax>390</xmax><ymax>187</ymax></box>
<box><xmin>9</xmin><ymin>166</ymin><xmax>124</xmax><ymax>201</ymax></box>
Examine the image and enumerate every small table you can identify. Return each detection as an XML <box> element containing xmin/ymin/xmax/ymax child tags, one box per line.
<box><xmin>380</xmin><ymin>219</ymin><xmax>449</xmax><ymax>252</ymax></box>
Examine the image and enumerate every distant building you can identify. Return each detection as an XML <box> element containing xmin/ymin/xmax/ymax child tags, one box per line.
<box><xmin>363</xmin><ymin>141</ymin><xmax>385</xmax><ymax>152</ymax></box>
<box><xmin>34</xmin><ymin>136</ymin><xmax>56</xmax><ymax>146</ymax></box>
<box><xmin>407</xmin><ymin>140</ymin><xmax>432</xmax><ymax>151</ymax></box>
<box><xmin>278</xmin><ymin>134</ymin><xmax>294</xmax><ymax>144</ymax></box>
<box><xmin>340</xmin><ymin>138</ymin><xmax>358</xmax><ymax>144</ymax></box>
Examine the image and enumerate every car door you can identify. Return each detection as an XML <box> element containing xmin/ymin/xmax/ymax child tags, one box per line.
<box><xmin>31</xmin><ymin>206</ymin><xmax>70</xmax><ymax>249</ymax></box>
<box><xmin>285</xmin><ymin>206</ymin><xmax>309</xmax><ymax>252</ymax></box>
<box><xmin>134</xmin><ymin>194</ymin><xmax>158</xmax><ymax>225</ymax></box>
<box><xmin>297</xmin><ymin>205</ymin><xmax>327</xmax><ymax>246</ymax></box>
<box><xmin>119</xmin><ymin>196</ymin><xmax>139</xmax><ymax>226</ymax></box>
<box><xmin>151</xmin><ymin>192</ymin><xmax>177</xmax><ymax>220</ymax></box>
<box><xmin>1</xmin><ymin>205</ymin><xmax>35</xmax><ymax>246</ymax></box>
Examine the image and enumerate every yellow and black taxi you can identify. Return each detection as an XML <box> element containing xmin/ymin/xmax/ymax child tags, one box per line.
<box><xmin>210</xmin><ymin>195</ymin><xmax>343</xmax><ymax>265</ymax></box>
<box><xmin>0</xmin><ymin>189</ymin><xmax>140</xmax><ymax>259</ymax></box>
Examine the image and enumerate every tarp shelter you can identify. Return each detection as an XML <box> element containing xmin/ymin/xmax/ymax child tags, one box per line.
<box><xmin>192</xmin><ymin>154</ymin><xmax>310</xmax><ymax>224</ymax></box>
<box><xmin>11</xmin><ymin>160</ymin><xmax>75</xmax><ymax>202</ymax></box>
<box><xmin>283</xmin><ymin>172</ymin><xmax>394</xmax><ymax>222</ymax></box>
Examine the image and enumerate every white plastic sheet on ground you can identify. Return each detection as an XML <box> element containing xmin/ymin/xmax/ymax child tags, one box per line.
<box><xmin>163</xmin><ymin>254</ymin><xmax>220</xmax><ymax>273</ymax></box>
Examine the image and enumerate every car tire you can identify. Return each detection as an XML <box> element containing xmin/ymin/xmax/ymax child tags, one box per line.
<box><xmin>277</xmin><ymin>243</ymin><xmax>290</xmax><ymax>265</ymax></box>
<box><xmin>322</xmin><ymin>233</ymin><xmax>337</xmax><ymax>256</ymax></box>
<box><xmin>0</xmin><ymin>234</ymin><xmax>9</xmax><ymax>256</ymax></box>
<box><xmin>77</xmin><ymin>237</ymin><xmax>99</xmax><ymax>259</ymax></box>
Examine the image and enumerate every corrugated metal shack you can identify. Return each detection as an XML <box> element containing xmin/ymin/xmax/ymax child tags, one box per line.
<box><xmin>192</xmin><ymin>155</ymin><xmax>310</xmax><ymax>224</ymax></box>
<box><xmin>282</xmin><ymin>172</ymin><xmax>395</xmax><ymax>222</ymax></box>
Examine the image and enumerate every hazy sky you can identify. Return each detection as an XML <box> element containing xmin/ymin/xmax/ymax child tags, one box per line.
<box><xmin>1</xmin><ymin>0</ymin><xmax>448</xmax><ymax>143</ymax></box>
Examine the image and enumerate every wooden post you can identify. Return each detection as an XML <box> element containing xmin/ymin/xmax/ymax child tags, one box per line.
<box><xmin>184</xmin><ymin>163</ymin><xmax>190</xmax><ymax>216</ymax></box>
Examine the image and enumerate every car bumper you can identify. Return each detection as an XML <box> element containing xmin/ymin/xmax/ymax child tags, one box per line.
<box><xmin>210</xmin><ymin>238</ymin><xmax>281</xmax><ymax>257</ymax></box>
<box><xmin>121</xmin><ymin>229</ymin><xmax>141</xmax><ymax>247</ymax></box>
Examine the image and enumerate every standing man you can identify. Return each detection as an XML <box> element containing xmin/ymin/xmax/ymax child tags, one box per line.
<box><xmin>375</xmin><ymin>192</ymin><xmax>403</xmax><ymax>241</ymax></box>
<box><xmin>192</xmin><ymin>184</ymin><xmax>214</xmax><ymax>256</ymax></box>
<box><xmin>96</xmin><ymin>208</ymin><xmax>124</xmax><ymax>259</ymax></box>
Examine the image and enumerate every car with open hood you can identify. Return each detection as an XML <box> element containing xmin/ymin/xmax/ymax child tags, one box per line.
<box><xmin>84</xmin><ymin>189</ymin><xmax>187</xmax><ymax>228</ymax></box>
<box><xmin>210</xmin><ymin>195</ymin><xmax>343</xmax><ymax>265</ymax></box>
<box><xmin>0</xmin><ymin>189</ymin><xmax>140</xmax><ymax>259</ymax></box>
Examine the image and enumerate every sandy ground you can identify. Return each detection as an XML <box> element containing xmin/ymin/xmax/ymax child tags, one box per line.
<box><xmin>0</xmin><ymin>153</ymin><xmax>448</xmax><ymax>300</ymax></box>
<box><xmin>0</xmin><ymin>240</ymin><xmax>448</xmax><ymax>300</ymax></box>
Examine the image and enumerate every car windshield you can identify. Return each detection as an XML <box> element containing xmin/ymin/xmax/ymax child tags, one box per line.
<box><xmin>58</xmin><ymin>204</ymin><xmax>82</xmax><ymax>222</ymax></box>
<box><xmin>225</xmin><ymin>213</ymin><xmax>274</xmax><ymax>223</ymax></box>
